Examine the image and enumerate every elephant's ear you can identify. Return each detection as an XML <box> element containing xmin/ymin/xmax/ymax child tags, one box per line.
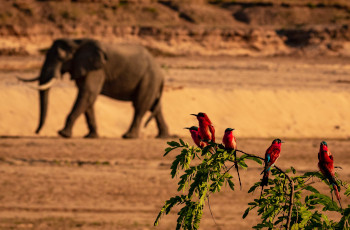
<box><xmin>71</xmin><ymin>42</ymin><xmax>107</xmax><ymax>79</ymax></box>
<box><xmin>53</xmin><ymin>39</ymin><xmax>79</xmax><ymax>61</ymax></box>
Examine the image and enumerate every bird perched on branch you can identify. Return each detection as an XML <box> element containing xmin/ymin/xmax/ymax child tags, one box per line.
<box><xmin>318</xmin><ymin>141</ymin><xmax>342</xmax><ymax>209</ymax></box>
<box><xmin>191</xmin><ymin>112</ymin><xmax>215</xmax><ymax>144</ymax></box>
<box><xmin>184</xmin><ymin>126</ymin><xmax>206</xmax><ymax>148</ymax></box>
<box><xmin>261</xmin><ymin>139</ymin><xmax>283</xmax><ymax>187</ymax></box>
<box><xmin>222</xmin><ymin>128</ymin><xmax>241</xmax><ymax>189</ymax></box>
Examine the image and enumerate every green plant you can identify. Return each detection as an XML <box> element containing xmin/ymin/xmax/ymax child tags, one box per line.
<box><xmin>154</xmin><ymin>139</ymin><xmax>349</xmax><ymax>229</ymax></box>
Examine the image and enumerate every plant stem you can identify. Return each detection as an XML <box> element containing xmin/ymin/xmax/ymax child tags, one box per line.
<box><xmin>236</xmin><ymin>149</ymin><xmax>294</xmax><ymax>230</ymax></box>
<box><xmin>274</xmin><ymin>165</ymin><xmax>294</xmax><ymax>230</ymax></box>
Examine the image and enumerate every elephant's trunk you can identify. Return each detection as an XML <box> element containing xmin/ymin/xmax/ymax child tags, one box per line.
<box><xmin>35</xmin><ymin>59</ymin><xmax>61</xmax><ymax>134</ymax></box>
<box><xmin>36</xmin><ymin>89</ymin><xmax>49</xmax><ymax>134</ymax></box>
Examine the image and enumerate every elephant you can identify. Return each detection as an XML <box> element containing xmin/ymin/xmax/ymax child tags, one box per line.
<box><xmin>18</xmin><ymin>38</ymin><xmax>169</xmax><ymax>139</ymax></box>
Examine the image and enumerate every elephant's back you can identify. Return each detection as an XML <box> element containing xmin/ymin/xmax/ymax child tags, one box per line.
<box><xmin>103</xmin><ymin>43</ymin><xmax>153</xmax><ymax>62</ymax></box>
<box><xmin>100</xmin><ymin>43</ymin><xmax>162</xmax><ymax>101</ymax></box>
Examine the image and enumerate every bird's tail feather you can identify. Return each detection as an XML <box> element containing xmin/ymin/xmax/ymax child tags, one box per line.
<box><xmin>233</xmin><ymin>151</ymin><xmax>242</xmax><ymax>190</ymax></box>
<box><xmin>333</xmin><ymin>184</ymin><xmax>342</xmax><ymax>209</ymax></box>
<box><xmin>261</xmin><ymin>171</ymin><xmax>269</xmax><ymax>187</ymax></box>
<box><xmin>259</xmin><ymin>171</ymin><xmax>269</xmax><ymax>204</ymax></box>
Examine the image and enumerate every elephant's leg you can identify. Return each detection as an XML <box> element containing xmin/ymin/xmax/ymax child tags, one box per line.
<box><xmin>58</xmin><ymin>70</ymin><xmax>104</xmax><ymax>138</ymax></box>
<box><xmin>84</xmin><ymin>105</ymin><xmax>99</xmax><ymax>138</ymax></box>
<box><xmin>154</xmin><ymin>105</ymin><xmax>169</xmax><ymax>138</ymax></box>
<box><xmin>122</xmin><ymin>107</ymin><xmax>147</xmax><ymax>139</ymax></box>
<box><xmin>122</xmin><ymin>81</ymin><xmax>154</xmax><ymax>139</ymax></box>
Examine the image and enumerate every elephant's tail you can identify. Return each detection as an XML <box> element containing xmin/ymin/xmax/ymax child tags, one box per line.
<box><xmin>144</xmin><ymin>81</ymin><xmax>164</xmax><ymax>128</ymax></box>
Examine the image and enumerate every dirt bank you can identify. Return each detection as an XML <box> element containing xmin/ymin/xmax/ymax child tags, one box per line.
<box><xmin>1</xmin><ymin>0</ymin><xmax>350</xmax><ymax>57</ymax></box>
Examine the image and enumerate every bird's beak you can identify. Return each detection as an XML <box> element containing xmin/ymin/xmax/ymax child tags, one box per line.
<box><xmin>184</xmin><ymin>127</ymin><xmax>190</xmax><ymax>130</ymax></box>
<box><xmin>190</xmin><ymin>114</ymin><xmax>198</xmax><ymax>117</ymax></box>
<box><xmin>281</xmin><ymin>141</ymin><xmax>285</xmax><ymax>143</ymax></box>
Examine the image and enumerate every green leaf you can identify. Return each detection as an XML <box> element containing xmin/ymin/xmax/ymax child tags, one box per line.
<box><xmin>201</xmin><ymin>145</ymin><xmax>213</xmax><ymax>156</ymax></box>
<box><xmin>167</xmin><ymin>141</ymin><xmax>180</xmax><ymax>147</ymax></box>
<box><xmin>242</xmin><ymin>207</ymin><xmax>252</xmax><ymax>219</ymax></box>
<box><xmin>304</xmin><ymin>185</ymin><xmax>320</xmax><ymax>194</ymax></box>
<box><xmin>345</xmin><ymin>186</ymin><xmax>350</xmax><ymax>197</ymax></box>
<box><xmin>291</xmin><ymin>223</ymin><xmax>299</xmax><ymax>230</ymax></box>
<box><xmin>238</xmin><ymin>160</ymin><xmax>248</xmax><ymax>169</ymax></box>
<box><xmin>248</xmin><ymin>182</ymin><xmax>261</xmax><ymax>193</ymax></box>
<box><xmin>217</xmin><ymin>144</ymin><xmax>225</xmax><ymax>149</ymax></box>
<box><xmin>291</xmin><ymin>166</ymin><xmax>296</xmax><ymax>174</ymax></box>
<box><xmin>164</xmin><ymin>147</ymin><xmax>174</xmax><ymax>156</ymax></box>
<box><xmin>308</xmin><ymin>193</ymin><xmax>340</xmax><ymax>211</ymax></box>
<box><xmin>179</xmin><ymin>139</ymin><xmax>186</xmax><ymax>146</ymax></box>
<box><xmin>228</xmin><ymin>179</ymin><xmax>235</xmax><ymax>191</ymax></box>
<box><xmin>321</xmin><ymin>214</ymin><xmax>330</xmax><ymax>226</ymax></box>
<box><xmin>244</xmin><ymin>155</ymin><xmax>263</xmax><ymax>165</ymax></box>
<box><xmin>303</xmin><ymin>171</ymin><xmax>323</xmax><ymax>179</ymax></box>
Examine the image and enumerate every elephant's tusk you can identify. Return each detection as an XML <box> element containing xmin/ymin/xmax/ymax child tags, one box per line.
<box><xmin>29</xmin><ymin>78</ymin><xmax>56</xmax><ymax>91</ymax></box>
<box><xmin>16</xmin><ymin>75</ymin><xmax>40</xmax><ymax>82</ymax></box>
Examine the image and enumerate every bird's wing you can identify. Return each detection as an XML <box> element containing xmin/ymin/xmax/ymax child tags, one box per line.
<box><xmin>264</xmin><ymin>149</ymin><xmax>274</xmax><ymax>171</ymax></box>
<box><xmin>319</xmin><ymin>162</ymin><xmax>338</xmax><ymax>186</ymax></box>
<box><xmin>329</xmin><ymin>151</ymin><xmax>334</xmax><ymax>161</ymax></box>
<box><xmin>264</xmin><ymin>146</ymin><xmax>280</xmax><ymax>171</ymax></box>
<box><xmin>209</xmin><ymin>125</ymin><xmax>215</xmax><ymax>142</ymax></box>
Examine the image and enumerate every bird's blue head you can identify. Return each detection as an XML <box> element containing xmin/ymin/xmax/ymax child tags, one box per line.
<box><xmin>184</xmin><ymin>126</ymin><xmax>198</xmax><ymax>131</ymax></box>
<box><xmin>225</xmin><ymin>128</ymin><xmax>235</xmax><ymax>132</ymax></box>
<box><xmin>272</xmin><ymin>138</ymin><xmax>283</xmax><ymax>144</ymax></box>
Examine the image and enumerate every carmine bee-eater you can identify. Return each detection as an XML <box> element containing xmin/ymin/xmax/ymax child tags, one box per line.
<box><xmin>184</xmin><ymin>126</ymin><xmax>206</xmax><ymax>148</ymax></box>
<box><xmin>318</xmin><ymin>141</ymin><xmax>342</xmax><ymax>209</ymax></box>
<box><xmin>261</xmin><ymin>139</ymin><xmax>283</xmax><ymax>187</ymax></box>
<box><xmin>191</xmin><ymin>112</ymin><xmax>215</xmax><ymax>143</ymax></box>
<box><xmin>223</xmin><ymin>128</ymin><xmax>242</xmax><ymax>189</ymax></box>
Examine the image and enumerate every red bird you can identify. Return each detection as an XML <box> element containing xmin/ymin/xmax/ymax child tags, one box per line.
<box><xmin>184</xmin><ymin>126</ymin><xmax>206</xmax><ymax>148</ymax></box>
<box><xmin>223</xmin><ymin>128</ymin><xmax>241</xmax><ymax>189</ymax></box>
<box><xmin>191</xmin><ymin>112</ymin><xmax>215</xmax><ymax>143</ymax></box>
<box><xmin>261</xmin><ymin>139</ymin><xmax>283</xmax><ymax>187</ymax></box>
<box><xmin>318</xmin><ymin>141</ymin><xmax>342</xmax><ymax>209</ymax></box>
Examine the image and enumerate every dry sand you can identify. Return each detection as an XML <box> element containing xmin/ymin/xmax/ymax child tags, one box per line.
<box><xmin>0</xmin><ymin>55</ymin><xmax>349</xmax><ymax>229</ymax></box>
<box><xmin>1</xmin><ymin>56</ymin><xmax>350</xmax><ymax>139</ymax></box>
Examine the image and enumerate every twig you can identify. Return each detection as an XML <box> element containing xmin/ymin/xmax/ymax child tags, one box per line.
<box><xmin>294</xmin><ymin>181</ymin><xmax>316</xmax><ymax>193</ymax></box>
<box><xmin>294</xmin><ymin>204</ymin><xmax>299</xmax><ymax>225</ymax></box>
<box><xmin>207</xmin><ymin>195</ymin><xmax>218</xmax><ymax>226</ymax></box>
<box><xmin>236</xmin><ymin>149</ymin><xmax>264</xmax><ymax>161</ymax></box>
<box><xmin>224</xmin><ymin>163</ymin><xmax>236</xmax><ymax>174</ymax></box>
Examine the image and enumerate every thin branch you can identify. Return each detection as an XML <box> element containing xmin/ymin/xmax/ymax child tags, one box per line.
<box><xmin>294</xmin><ymin>181</ymin><xmax>316</xmax><ymax>193</ymax></box>
<box><xmin>294</xmin><ymin>203</ymin><xmax>299</xmax><ymax>225</ymax></box>
<box><xmin>207</xmin><ymin>195</ymin><xmax>218</xmax><ymax>226</ymax></box>
<box><xmin>224</xmin><ymin>163</ymin><xmax>236</xmax><ymax>174</ymax></box>
<box><xmin>236</xmin><ymin>149</ymin><xmax>264</xmax><ymax>161</ymax></box>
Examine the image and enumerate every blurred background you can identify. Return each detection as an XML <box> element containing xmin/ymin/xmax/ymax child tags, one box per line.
<box><xmin>1</xmin><ymin>0</ymin><xmax>350</xmax><ymax>138</ymax></box>
<box><xmin>0</xmin><ymin>0</ymin><xmax>350</xmax><ymax>229</ymax></box>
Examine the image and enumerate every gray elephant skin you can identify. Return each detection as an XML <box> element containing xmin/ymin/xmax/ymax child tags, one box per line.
<box><xmin>20</xmin><ymin>38</ymin><xmax>169</xmax><ymax>139</ymax></box>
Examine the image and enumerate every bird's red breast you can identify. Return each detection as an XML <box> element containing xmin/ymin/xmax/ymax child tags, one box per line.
<box><xmin>196</xmin><ymin>113</ymin><xmax>215</xmax><ymax>142</ymax></box>
<box><xmin>189</xmin><ymin>130</ymin><xmax>201</xmax><ymax>147</ymax></box>
<box><xmin>265</xmin><ymin>142</ymin><xmax>281</xmax><ymax>167</ymax></box>
<box><xmin>223</xmin><ymin>131</ymin><xmax>236</xmax><ymax>150</ymax></box>
<box><xmin>318</xmin><ymin>145</ymin><xmax>334</xmax><ymax>176</ymax></box>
